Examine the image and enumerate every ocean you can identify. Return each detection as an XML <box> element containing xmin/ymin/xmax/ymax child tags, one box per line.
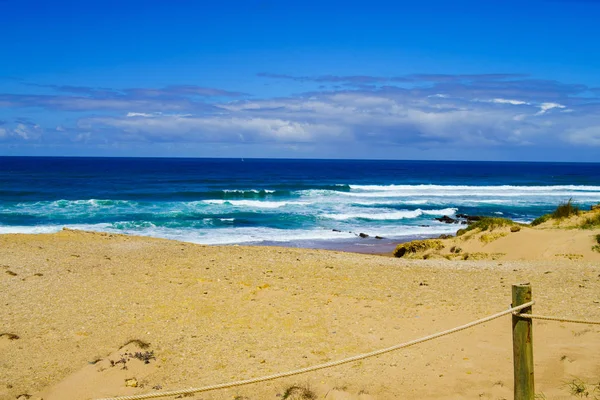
<box><xmin>1</xmin><ymin>157</ymin><xmax>599</xmax><ymax>253</ymax></box>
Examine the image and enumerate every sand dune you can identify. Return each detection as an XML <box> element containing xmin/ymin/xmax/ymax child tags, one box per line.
<box><xmin>1</xmin><ymin>229</ymin><xmax>599</xmax><ymax>400</ymax></box>
<box><xmin>393</xmin><ymin>208</ymin><xmax>600</xmax><ymax>262</ymax></box>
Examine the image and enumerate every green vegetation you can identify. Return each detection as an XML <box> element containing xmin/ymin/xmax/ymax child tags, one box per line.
<box><xmin>580</xmin><ymin>213</ymin><xmax>600</xmax><ymax>229</ymax></box>
<box><xmin>593</xmin><ymin>233</ymin><xmax>600</xmax><ymax>253</ymax></box>
<box><xmin>531</xmin><ymin>199</ymin><xmax>584</xmax><ymax>226</ymax></box>
<box><xmin>456</xmin><ymin>217</ymin><xmax>515</xmax><ymax>236</ymax></box>
<box><xmin>560</xmin><ymin>377</ymin><xmax>600</xmax><ymax>399</ymax></box>
<box><xmin>565</xmin><ymin>378</ymin><xmax>592</xmax><ymax>398</ymax></box>
<box><xmin>480</xmin><ymin>232</ymin><xmax>508</xmax><ymax>243</ymax></box>
<box><xmin>552</xmin><ymin>198</ymin><xmax>580</xmax><ymax>219</ymax></box>
<box><xmin>531</xmin><ymin>214</ymin><xmax>551</xmax><ymax>226</ymax></box>
<box><xmin>393</xmin><ymin>239</ymin><xmax>444</xmax><ymax>258</ymax></box>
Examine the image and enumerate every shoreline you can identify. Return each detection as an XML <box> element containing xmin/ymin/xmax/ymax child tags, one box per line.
<box><xmin>0</xmin><ymin>227</ymin><xmax>433</xmax><ymax>255</ymax></box>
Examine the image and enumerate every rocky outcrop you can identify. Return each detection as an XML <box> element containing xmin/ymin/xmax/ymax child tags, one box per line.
<box><xmin>436</xmin><ymin>214</ymin><xmax>484</xmax><ymax>225</ymax></box>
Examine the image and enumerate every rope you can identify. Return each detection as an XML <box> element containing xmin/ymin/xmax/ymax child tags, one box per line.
<box><xmin>95</xmin><ymin>301</ymin><xmax>534</xmax><ymax>400</ymax></box>
<box><xmin>513</xmin><ymin>313</ymin><xmax>600</xmax><ymax>325</ymax></box>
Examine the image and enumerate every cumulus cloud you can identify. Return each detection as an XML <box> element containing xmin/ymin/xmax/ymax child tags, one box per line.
<box><xmin>0</xmin><ymin>121</ymin><xmax>42</xmax><ymax>141</ymax></box>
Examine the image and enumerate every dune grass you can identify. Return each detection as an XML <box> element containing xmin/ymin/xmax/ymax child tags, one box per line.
<box><xmin>530</xmin><ymin>214</ymin><xmax>551</xmax><ymax>227</ymax></box>
<box><xmin>393</xmin><ymin>239</ymin><xmax>444</xmax><ymax>258</ymax></box>
<box><xmin>531</xmin><ymin>199</ymin><xmax>582</xmax><ymax>226</ymax></box>
<box><xmin>552</xmin><ymin>198</ymin><xmax>580</xmax><ymax>219</ymax></box>
<box><xmin>593</xmin><ymin>234</ymin><xmax>600</xmax><ymax>253</ymax></box>
<box><xmin>580</xmin><ymin>213</ymin><xmax>600</xmax><ymax>229</ymax></box>
<box><xmin>456</xmin><ymin>217</ymin><xmax>515</xmax><ymax>236</ymax></box>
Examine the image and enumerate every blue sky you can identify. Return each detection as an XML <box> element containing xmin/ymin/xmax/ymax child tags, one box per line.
<box><xmin>1</xmin><ymin>0</ymin><xmax>599</xmax><ymax>161</ymax></box>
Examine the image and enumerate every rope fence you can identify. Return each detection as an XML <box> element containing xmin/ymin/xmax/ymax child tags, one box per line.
<box><xmin>96</xmin><ymin>301</ymin><xmax>535</xmax><ymax>400</ymax></box>
<box><xmin>513</xmin><ymin>313</ymin><xmax>600</xmax><ymax>325</ymax></box>
<box><xmin>94</xmin><ymin>283</ymin><xmax>600</xmax><ymax>400</ymax></box>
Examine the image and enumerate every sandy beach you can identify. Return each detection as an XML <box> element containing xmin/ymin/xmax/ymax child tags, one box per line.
<box><xmin>1</xmin><ymin>227</ymin><xmax>599</xmax><ymax>400</ymax></box>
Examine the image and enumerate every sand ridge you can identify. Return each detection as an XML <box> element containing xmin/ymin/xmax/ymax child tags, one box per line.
<box><xmin>1</xmin><ymin>229</ymin><xmax>599</xmax><ymax>399</ymax></box>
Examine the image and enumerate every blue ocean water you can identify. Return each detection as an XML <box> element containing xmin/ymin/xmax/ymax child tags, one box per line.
<box><xmin>1</xmin><ymin>157</ymin><xmax>599</xmax><ymax>252</ymax></box>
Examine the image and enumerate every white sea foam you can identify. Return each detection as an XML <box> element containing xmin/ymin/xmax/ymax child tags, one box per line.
<box><xmin>203</xmin><ymin>200</ymin><xmax>306</xmax><ymax>208</ymax></box>
<box><xmin>323</xmin><ymin>208</ymin><xmax>457</xmax><ymax>221</ymax></box>
<box><xmin>346</xmin><ymin>184</ymin><xmax>600</xmax><ymax>198</ymax></box>
<box><xmin>222</xmin><ymin>189</ymin><xmax>276</xmax><ymax>194</ymax></box>
<box><xmin>0</xmin><ymin>223</ymin><xmax>459</xmax><ymax>245</ymax></box>
<box><xmin>0</xmin><ymin>225</ymin><xmax>64</xmax><ymax>234</ymax></box>
<box><xmin>0</xmin><ymin>223</ymin><xmax>113</xmax><ymax>235</ymax></box>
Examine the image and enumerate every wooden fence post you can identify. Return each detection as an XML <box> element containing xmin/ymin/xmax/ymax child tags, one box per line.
<box><xmin>512</xmin><ymin>283</ymin><xmax>534</xmax><ymax>400</ymax></box>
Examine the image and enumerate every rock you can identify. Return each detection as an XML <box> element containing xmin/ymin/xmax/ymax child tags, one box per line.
<box><xmin>358</xmin><ymin>233</ymin><xmax>369</xmax><ymax>238</ymax></box>
<box><xmin>332</xmin><ymin>229</ymin><xmax>341</xmax><ymax>232</ymax></box>
<box><xmin>125</xmin><ymin>378</ymin><xmax>138</xmax><ymax>387</ymax></box>
<box><xmin>435</xmin><ymin>215</ymin><xmax>457</xmax><ymax>224</ymax></box>
<box><xmin>510</xmin><ymin>226</ymin><xmax>521</xmax><ymax>232</ymax></box>
<box><xmin>449</xmin><ymin>246</ymin><xmax>462</xmax><ymax>254</ymax></box>
<box><xmin>456</xmin><ymin>214</ymin><xmax>482</xmax><ymax>222</ymax></box>
<box><xmin>375</xmin><ymin>235</ymin><xmax>384</xmax><ymax>239</ymax></box>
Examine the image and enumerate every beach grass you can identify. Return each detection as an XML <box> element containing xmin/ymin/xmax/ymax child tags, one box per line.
<box><xmin>531</xmin><ymin>214</ymin><xmax>551</xmax><ymax>226</ymax></box>
<box><xmin>531</xmin><ymin>199</ymin><xmax>584</xmax><ymax>226</ymax></box>
<box><xmin>393</xmin><ymin>239</ymin><xmax>444</xmax><ymax>258</ymax></box>
<box><xmin>457</xmin><ymin>217</ymin><xmax>515</xmax><ymax>236</ymax></box>
<box><xmin>552</xmin><ymin>199</ymin><xmax>580</xmax><ymax>219</ymax></box>
<box><xmin>580</xmin><ymin>213</ymin><xmax>600</xmax><ymax>229</ymax></box>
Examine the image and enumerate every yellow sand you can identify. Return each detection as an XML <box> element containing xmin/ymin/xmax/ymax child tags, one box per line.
<box><xmin>1</xmin><ymin>229</ymin><xmax>599</xmax><ymax>400</ymax></box>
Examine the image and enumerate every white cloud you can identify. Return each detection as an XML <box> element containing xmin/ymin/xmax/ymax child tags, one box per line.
<box><xmin>126</xmin><ymin>112</ymin><xmax>156</xmax><ymax>117</ymax></box>
<box><xmin>14</xmin><ymin>124</ymin><xmax>31</xmax><ymax>139</ymax></box>
<box><xmin>85</xmin><ymin>115</ymin><xmax>345</xmax><ymax>143</ymax></box>
<box><xmin>566</xmin><ymin>125</ymin><xmax>600</xmax><ymax>146</ymax></box>
<box><xmin>490</xmin><ymin>98</ymin><xmax>529</xmax><ymax>105</ymax></box>
<box><xmin>536</xmin><ymin>102</ymin><xmax>565</xmax><ymax>115</ymax></box>
<box><xmin>7</xmin><ymin>77</ymin><xmax>599</xmax><ymax>155</ymax></box>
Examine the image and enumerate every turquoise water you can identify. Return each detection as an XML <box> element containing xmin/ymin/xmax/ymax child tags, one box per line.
<box><xmin>1</xmin><ymin>157</ymin><xmax>599</xmax><ymax>252</ymax></box>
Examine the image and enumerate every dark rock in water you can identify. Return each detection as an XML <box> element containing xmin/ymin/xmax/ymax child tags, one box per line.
<box><xmin>435</xmin><ymin>215</ymin><xmax>457</xmax><ymax>224</ymax></box>
<box><xmin>456</xmin><ymin>214</ymin><xmax>483</xmax><ymax>223</ymax></box>
<box><xmin>359</xmin><ymin>233</ymin><xmax>369</xmax><ymax>238</ymax></box>
<box><xmin>438</xmin><ymin>234</ymin><xmax>453</xmax><ymax>239</ymax></box>
<box><xmin>420</xmin><ymin>224</ymin><xmax>430</xmax><ymax>227</ymax></box>
<box><xmin>332</xmin><ymin>229</ymin><xmax>342</xmax><ymax>232</ymax></box>
<box><xmin>375</xmin><ymin>236</ymin><xmax>384</xmax><ymax>240</ymax></box>
<box><xmin>461</xmin><ymin>221</ymin><xmax>467</xmax><ymax>224</ymax></box>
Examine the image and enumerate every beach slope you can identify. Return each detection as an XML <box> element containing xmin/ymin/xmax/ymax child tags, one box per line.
<box><xmin>1</xmin><ymin>229</ymin><xmax>599</xmax><ymax>400</ymax></box>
